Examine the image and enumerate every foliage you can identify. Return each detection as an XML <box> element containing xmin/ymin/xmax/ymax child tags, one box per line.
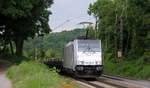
<box><xmin>7</xmin><ymin>61</ymin><xmax>84</xmax><ymax>88</ymax></box>
<box><xmin>0</xmin><ymin>0</ymin><xmax>53</xmax><ymax>56</ymax></box>
<box><xmin>0</xmin><ymin>54</ymin><xmax>29</xmax><ymax>64</ymax></box>
<box><xmin>104</xmin><ymin>58</ymin><xmax>150</xmax><ymax>80</ymax></box>
<box><xmin>23</xmin><ymin>29</ymin><xmax>86</xmax><ymax>59</ymax></box>
<box><xmin>88</xmin><ymin>0</ymin><xmax>150</xmax><ymax>61</ymax></box>
<box><xmin>86</xmin><ymin>26</ymin><xmax>96</xmax><ymax>39</ymax></box>
<box><xmin>45</xmin><ymin>49</ymin><xmax>61</xmax><ymax>59</ymax></box>
<box><xmin>88</xmin><ymin>0</ymin><xmax>150</xmax><ymax>80</ymax></box>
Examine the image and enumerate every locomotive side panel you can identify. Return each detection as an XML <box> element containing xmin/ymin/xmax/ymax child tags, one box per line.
<box><xmin>63</xmin><ymin>42</ymin><xmax>74</xmax><ymax>70</ymax></box>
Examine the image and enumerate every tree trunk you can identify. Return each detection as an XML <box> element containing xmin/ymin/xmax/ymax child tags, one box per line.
<box><xmin>9</xmin><ymin>40</ymin><xmax>14</xmax><ymax>55</ymax></box>
<box><xmin>114</xmin><ymin>34</ymin><xmax>118</xmax><ymax>58</ymax></box>
<box><xmin>15</xmin><ymin>37</ymin><xmax>24</xmax><ymax>56</ymax></box>
<box><xmin>120</xmin><ymin>17</ymin><xmax>123</xmax><ymax>56</ymax></box>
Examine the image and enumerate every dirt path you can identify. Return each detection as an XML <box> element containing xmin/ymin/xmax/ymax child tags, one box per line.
<box><xmin>0</xmin><ymin>60</ymin><xmax>12</xmax><ymax>88</ymax></box>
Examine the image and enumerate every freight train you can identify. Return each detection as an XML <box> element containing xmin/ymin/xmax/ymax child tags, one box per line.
<box><xmin>62</xmin><ymin>39</ymin><xmax>103</xmax><ymax>78</ymax></box>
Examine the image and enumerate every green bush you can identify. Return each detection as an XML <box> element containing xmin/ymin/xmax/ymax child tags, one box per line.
<box><xmin>104</xmin><ymin>58</ymin><xmax>150</xmax><ymax>81</ymax></box>
<box><xmin>0</xmin><ymin>54</ymin><xmax>30</xmax><ymax>64</ymax></box>
<box><xmin>7</xmin><ymin>61</ymin><xmax>84</xmax><ymax>88</ymax></box>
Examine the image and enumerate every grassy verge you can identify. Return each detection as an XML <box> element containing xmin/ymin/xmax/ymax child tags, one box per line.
<box><xmin>7</xmin><ymin>61</ymin><xmax>84</xmax><ymax>88</ymax></box>
<box><xmin>104</xmin><ymin>58</ymin><xmax>150</xmax><ymax>80</ymax></box>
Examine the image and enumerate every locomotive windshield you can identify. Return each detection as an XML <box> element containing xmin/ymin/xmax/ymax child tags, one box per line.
<box><xmin>78</xmin><ymin>40</ymin><xmax>101</xmax><ymax>52</ymax></box>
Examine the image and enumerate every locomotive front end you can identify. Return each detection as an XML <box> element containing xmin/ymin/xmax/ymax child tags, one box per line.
<box><xmin>75</xmin><ymin>40</ymin><xmax>103</xmax><ymax>78</ymax></box>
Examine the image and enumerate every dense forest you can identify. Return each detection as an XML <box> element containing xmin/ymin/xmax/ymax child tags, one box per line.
<box><xmin>86</xmin><ymin>0</ymin><xmax>150</xmax><ymax>79</ymax></box>
<box><xmin>23</xmin><ymin>29</ymin><xmax>86</xmax><ymax>59</ymax></box>
<box><xmin>88</xmin><ymin>0</ymin><xmax>150</xmax><ymax>62</ymax></box>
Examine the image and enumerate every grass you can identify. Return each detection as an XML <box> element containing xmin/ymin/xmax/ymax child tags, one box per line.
<box><xmin>104</xmin><ymin>58</ymin><xmax>150</xmax><ymax>80</ymax></box>
<box><xmin>7</xmin><ymin>61</ymin><xmax>84</xmax><ymax>88</ymax></box>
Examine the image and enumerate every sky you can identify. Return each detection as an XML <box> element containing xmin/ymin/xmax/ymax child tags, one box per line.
<box><xmin>48</xmin><ymin>0</ymin><xmax>96</xmax><ymax>32</ymax></box>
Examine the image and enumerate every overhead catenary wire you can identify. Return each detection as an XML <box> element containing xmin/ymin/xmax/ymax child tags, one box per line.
<box><xmin>53</xmin><ymin>15</ymin><xmax>95</xmax><ymax>31</ymax></box>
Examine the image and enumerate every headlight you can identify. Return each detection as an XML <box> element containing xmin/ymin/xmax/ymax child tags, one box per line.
<box><xmin>96</xmin><ymin>61</ymin><xmax>101</xmax><ymax>65</ymax></box>
<box><xmin>96</xmin><ymin>66</ymin><xmax>102</xmax><ymax>71</ymax></box>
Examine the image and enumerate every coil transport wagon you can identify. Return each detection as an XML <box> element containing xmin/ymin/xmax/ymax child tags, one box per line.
<box><xmin>62</xmin><ymin>39</ymin><xmax>103</xmax><ymax>78</ymax></box>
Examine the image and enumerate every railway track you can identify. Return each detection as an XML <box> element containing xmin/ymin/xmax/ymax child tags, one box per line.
<box><xmin>70</xmin><ymin>75</ymin><xmax>150</xmax><ymax>88</ymax></box>
<box><xmin>40</xmin><ymin>60</ymin><xmax>150</xmax><ymax>88</ymax></box>
<box><xmin>76</xmin><ymin>78</ymin><xmax>125</xmax><ymax>88</ymax></box>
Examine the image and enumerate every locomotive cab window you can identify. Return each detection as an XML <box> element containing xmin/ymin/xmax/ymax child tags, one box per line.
<box><xmin>78</xmin><ymin>40</ymin><xmax>101</xmax><ymax>52</ymax></box>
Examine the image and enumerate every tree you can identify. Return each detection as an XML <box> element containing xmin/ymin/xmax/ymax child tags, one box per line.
<box><xmin>86</xmin><ymin>26</ymin><xmax>96</xmax><ymax>39</ymax></box>
<box><xmin>0</xmin><ymin>0</ymin><xmax>53</xmax><ymax>56</ymax></box>
<box><xmin>45</xmin><ymin>49</ymin><xmax>61</xmax><ymax>59</ymax></box>
<box><xmin>88</xmin><ymin>0</ymin><xmax>150</xmax><ymax>60</ymax></box>
<box><xmin>23</xmin><ymin>29</ymin><xmax>86</xmax><ymax>59</ymax></box>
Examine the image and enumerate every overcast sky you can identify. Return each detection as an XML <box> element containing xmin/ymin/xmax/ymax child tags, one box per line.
<box><xmin>49</xmin><ymin>0</ymin><xmax>96</xmax><ymax>32</ymax></box>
